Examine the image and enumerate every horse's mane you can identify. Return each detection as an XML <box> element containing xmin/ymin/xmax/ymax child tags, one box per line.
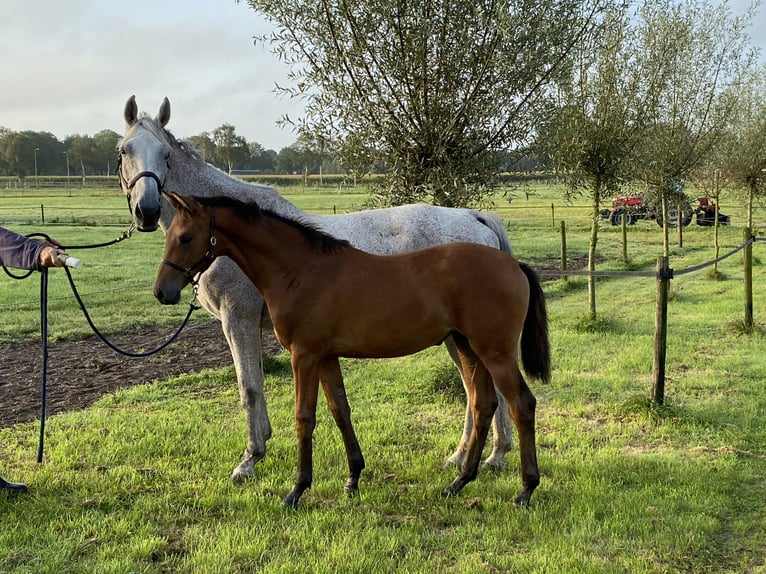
<box><xmin>195</xmin><ymin>195</ymin><xmax>351</xmax><ymax>253</ymax></box>
<box><xmin>119</xmin><ymin>113</ymin><xmax>204</xmax><ymax>162</ymax></box>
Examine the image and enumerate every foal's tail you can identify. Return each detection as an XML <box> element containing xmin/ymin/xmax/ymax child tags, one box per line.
<box><xmin>519</xmin><ymin>263</ymin><xmax>551</xmax><ymax>384</ymax></box>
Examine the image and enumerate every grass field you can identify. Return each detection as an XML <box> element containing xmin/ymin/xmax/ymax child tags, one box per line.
<box><xmin>1</xmin><ymin>183</ymin><xmax>765</xmax><ymax>573</ymax></box>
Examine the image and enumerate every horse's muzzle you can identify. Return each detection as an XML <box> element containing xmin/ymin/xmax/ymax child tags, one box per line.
<box><xmin>134</xmin><ymin>205</ymin><xmax>161</xmax><ymax>232</ymax></box>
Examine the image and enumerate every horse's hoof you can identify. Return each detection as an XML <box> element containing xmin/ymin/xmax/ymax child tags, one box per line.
<box><xmin>444</xmin><ymin>451</ymin><xmax>465</xmax><ymax>468</ymax></box>
<box><xmin>231</xmin><ymin>450</ymin><xmax>267</xmax><ymax>483</ymax></box>
<box><xmin>481</xmin><ymin>453</ymin><xmax>506</xmax><ymax>470</ymax></box>
<box><xmin>231</xmin><ymin>464</ymin><xmax>254</xmax><ymax>483</ymax></box>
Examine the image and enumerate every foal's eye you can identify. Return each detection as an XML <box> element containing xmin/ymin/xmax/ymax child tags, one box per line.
<box><xmin>180</xmin><ymin>234</ymin><xmax>193</xmax><ymax>245</ymax></box>
<box><xmin>119</xmin><ymin>147</ymin><xmax>127</xmax><ymax>155</ymax></box>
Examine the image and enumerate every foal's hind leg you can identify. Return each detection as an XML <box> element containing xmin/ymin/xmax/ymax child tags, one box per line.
<box><xmin>444</xmin><ymin>337</ymin><xmax>513</xmax><ymax>469</ymax></box>
<box><xmin>485</xmin><ymin>361</ymin><xmax>539</xmax><ymax>507</ymax></box>
<box><xmin>442</xmin><ymin>339</ymin><xmax>497</xmax><ymax>497</ymax></box>
<box><xmin>319</xmin><ymin>357</ymin><xmax>365</xmax><ymax>497</ymax></box>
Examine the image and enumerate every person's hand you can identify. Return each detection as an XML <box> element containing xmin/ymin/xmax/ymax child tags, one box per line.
<box><xmin>38</xmin><ymin>245</ymin><xmax>67</xmax><ymax>268</ymax></box>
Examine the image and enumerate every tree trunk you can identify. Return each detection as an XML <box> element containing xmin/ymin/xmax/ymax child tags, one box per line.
<box><xmin>587</xmin><ymin>184</ymin><xmax>601</xmax><ymax>319</ymax></box>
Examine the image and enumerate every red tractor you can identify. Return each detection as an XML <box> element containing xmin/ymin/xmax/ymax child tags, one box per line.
<box><xmin>600</xmin><ymin>194</ymin><xmax>729</xmax><ymax>227</ymax></box>
<box><xmin>599</xmin><ymin>193</ymin><xmax>650</xmax><ymax>226</ymax></box>
<box><xmin>693</xmin><ymin>196</ymin><xmax>730</xmax><ymax>226</ymax></box>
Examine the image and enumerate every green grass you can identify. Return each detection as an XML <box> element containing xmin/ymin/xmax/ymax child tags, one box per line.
<box><xmin>1</xmin><ymin>184</ymin><xmax>765</xmax><ymax>573</ymax></box>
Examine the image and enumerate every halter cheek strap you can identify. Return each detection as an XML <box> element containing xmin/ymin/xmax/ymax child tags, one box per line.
<box><xmin>161</xmin><ymin>208</ymin><xmax>217</xmax><ymax>286</ymax></box>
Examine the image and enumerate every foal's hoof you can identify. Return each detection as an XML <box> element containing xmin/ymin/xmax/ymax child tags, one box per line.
<box><xmin>344</xmin><ymin>480</ymin><xmax>360</xmax><ymax>498</ymax></box>
<box><xmin>513</xmin><ymin>489</ymin><xmax>534</xmax><ymax>508</ymax></box>
<box><xmin>283</xmin><ymin>485</ymin><xmax>307</xmax><ymax>509</ymax></box>
<box><xmin>0</xmin><ymin>478</ymin><xmax>28</xmax><ymax>494</ymax></box>
<box><xmin>441</xmin><ymin>480</ymin><xmax>465</xmax><ymax>498</ymax></box>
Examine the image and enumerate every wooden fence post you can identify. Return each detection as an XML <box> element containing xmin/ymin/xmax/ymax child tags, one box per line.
<box><xmin>560</xmin><ymin>220</ymin><xmax>568</xmax><ymax>281</ymax></box>
<box><xmin>621</xmin><ymin>212</ymin><xmax>628</xmax><ymax>262</ymax></box>
<box><xmin>551</xmin><ymin>203</ymin><xmax>555</xmax><ymax>228</ymax></box>
<box><xmin>652</xmin><ymin>256</ymin><xmax>671</xmax><ymax>404</ymax></box>
<box><xmin>743</xmin><ymin>227</ymin><xmax>753</xmax><ymax>332</ymax></box>
<box><xmin>40</xmin><ymin>204</ymin><xmax>45</xmax><ymax>224</ymax></box>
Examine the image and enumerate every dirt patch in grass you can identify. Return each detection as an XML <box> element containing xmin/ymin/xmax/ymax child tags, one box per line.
<box><xmin>0</xmin><ymin>320</ymin><xmax>281</xmax><ymax>429</ymax></box>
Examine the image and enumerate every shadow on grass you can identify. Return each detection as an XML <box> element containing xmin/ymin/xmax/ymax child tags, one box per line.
<box><xmin>426</xmin><ymin>361</ymin><xmax>464</xmax><ymax>403</ymax></box>
<box><xmin>572</xmin><ymin>314</ymin><xmax>623</xmax><ymax>334</ymax></box>
<box><xmin>263</xmin><ymin>351</ymin><xmax>293</xmax><ymax>379</ymax></box>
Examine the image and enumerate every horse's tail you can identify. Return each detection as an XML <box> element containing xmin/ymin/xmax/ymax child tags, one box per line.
<box><xmin>474</xmin><ymin>211</ymin><xmax>513</xmax><ymax>256</ymax></box>
<box><xmin>519</xmin><ymin>263</ymin><xmax>551</xmax><ymax>384</ymax></box>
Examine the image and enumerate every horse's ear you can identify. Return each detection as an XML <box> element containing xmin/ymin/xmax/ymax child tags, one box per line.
<box><xmin>124</xmin><ymin>95</ymin><xmax>138</xmax><ymax>126</ymax></box>
<box><xmin>157</xmin><ymin>97</ymin><xmax>171</xmax><ymax>127</ymax></box>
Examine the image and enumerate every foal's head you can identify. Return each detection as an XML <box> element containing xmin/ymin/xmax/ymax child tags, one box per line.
<box><xmin>154</xmin><ymin>193</ymin><xmax>218</xmax><ymax>305</ymax></box>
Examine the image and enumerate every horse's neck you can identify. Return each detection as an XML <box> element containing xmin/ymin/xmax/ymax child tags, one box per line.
<box><xmin>164</xmin><ymin>152</ymin><xmax>306</xmax><ymax>225</ymax></box>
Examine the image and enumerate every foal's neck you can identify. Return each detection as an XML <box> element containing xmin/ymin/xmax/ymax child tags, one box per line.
<box><xmin>215</xmin><ymin>209</ymin><xmax>333</xmax><ymax>297</ymax></box>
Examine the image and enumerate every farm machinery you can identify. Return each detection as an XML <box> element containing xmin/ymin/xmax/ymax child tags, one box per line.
<box><xmin>600</xmin><ymin>193</ymin><xmax>730</xmax><ymax>227</ymax></box>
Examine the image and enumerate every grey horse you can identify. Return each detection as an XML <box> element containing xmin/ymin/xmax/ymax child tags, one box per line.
<box><xmin>118</xmin><ymin>96</ymin><xmax>514</xmax><ymax>482</ymax></box>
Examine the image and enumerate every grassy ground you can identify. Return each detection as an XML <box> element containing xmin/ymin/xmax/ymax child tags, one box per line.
<box><xmin>1</xmin><ymin>184</ymin><xmax>765</xmax><ymax>573</ymax></box>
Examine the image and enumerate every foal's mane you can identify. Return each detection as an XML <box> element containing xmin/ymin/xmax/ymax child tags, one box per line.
<box><xmin>196</xmin><ymin>195</ymin><xmax>351</xmax><ymax>253</ymax></box>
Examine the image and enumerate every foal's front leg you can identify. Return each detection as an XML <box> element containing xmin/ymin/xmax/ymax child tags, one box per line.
<box><xmin>320</xmin><ymin>357</ymin><xmax>365</xmax><ymax>496</ymax></box>
<box><xmin>283</xmin><ymin>353</ymin><xmax>321</xmax><ymax>508</ymax></box>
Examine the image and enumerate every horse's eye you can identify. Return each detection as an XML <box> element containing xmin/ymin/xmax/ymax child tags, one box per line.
<box><xmin>119</xmin><ymin>147</ymin><xmax>127</xmax><ymax>155</ymax></box>
<box><xmin>180</xmin><ymin>233</ymin><xmax>193</xmax><ymax>245</ymax></box>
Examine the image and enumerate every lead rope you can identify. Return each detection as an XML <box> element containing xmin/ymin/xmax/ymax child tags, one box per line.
<box><xmin>37</xmin><ymin>268</ymin><xmax>48</xmax><ymax>463</ymax></box>
<box><xmin>4</xmin><ymin>229</ymin><xmax>200</xmax><ymax>464</ymax></box>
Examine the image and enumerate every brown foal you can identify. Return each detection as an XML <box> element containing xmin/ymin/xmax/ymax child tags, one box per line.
<box><xmin>154</xmin><ymin>193</ymin><xmax>551</xmax><ymax>508</ymax></box>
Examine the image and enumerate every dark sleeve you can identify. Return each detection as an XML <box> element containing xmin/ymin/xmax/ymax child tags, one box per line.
<box><xmin>0</xmin><ymin>227</ymin><xmax>45</xmax><ymax>270</ymax></box>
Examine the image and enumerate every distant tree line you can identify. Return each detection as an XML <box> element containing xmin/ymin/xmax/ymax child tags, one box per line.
<box><xmin>0</xmin><ymin>123</ymin><xmax>535</xmax><ymax>180</ymax></box>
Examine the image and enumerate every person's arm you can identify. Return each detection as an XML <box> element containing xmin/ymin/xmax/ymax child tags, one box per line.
<box><xmin>0</xmin><ymin>227</ymin><xmax>64</xmax><ymax>270</ymax></box>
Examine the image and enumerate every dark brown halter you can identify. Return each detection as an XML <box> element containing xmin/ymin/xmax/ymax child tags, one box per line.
<box><xmin>161</xmin><ymin>207</ymin><xmax>217</xmax><ymax>285</ymax></box>
<box><xmin>116</xmin><ymin>155</ymin><xmax>168</xmax><ymax>213</ymax></box>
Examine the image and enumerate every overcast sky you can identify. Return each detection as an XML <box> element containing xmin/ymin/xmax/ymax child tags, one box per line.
<box><xmin>1</xmin><ymin>0</ymin><xmax>764</xmax><ymax>152</ymax></box>
<box><xmin>0</xmin><ymin>0</ymin><xmax>305</xmax><ymax>151</ymax></box>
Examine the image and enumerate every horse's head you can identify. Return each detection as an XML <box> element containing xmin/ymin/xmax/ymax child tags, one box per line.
<box><xmin>154</xmin><ymin>193</ymin><xmax>216</xmax><ymax>305</ymax></box>
<box><xmin>118</xmin><ymin>95</ymin><xmax>173</xmax><ymax>232</ymax></box>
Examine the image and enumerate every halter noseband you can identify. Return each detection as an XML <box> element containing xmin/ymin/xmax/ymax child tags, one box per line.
<box><xmin>116</xmin><ymin>155</ymin><xmax>169</xmax><ymax>212</ymax></box>
<box><xmin>161</xmin><ymin>207</ymin><xmax>217</xmax><ymax>285</ymax></box>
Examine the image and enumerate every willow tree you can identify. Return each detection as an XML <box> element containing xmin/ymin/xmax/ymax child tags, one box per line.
<box><xmin>635</xmin><ymin>0</ymin><xmax>758</xmax><ymax>257</ymax></box>
<box><xmin>718</xmin><ymin>64</ymin><xmax>766</xmax><ymax>230</ymax></box>
<box><xmin>244</xmin><ymin>0</ymin><xmax>607</xmax><ymax>207</ymax></box>
<box><xmin>536</xmin><ymin>2</ymin><xmax>670</xmax><ymax>320</ymax></box>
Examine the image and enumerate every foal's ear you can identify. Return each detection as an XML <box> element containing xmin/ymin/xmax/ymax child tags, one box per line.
<box><xmin>166</xmin><ymin>193</ymin><xmax>203</xmax><ymax>216</ymax></box>
<box><xmin>124</xmin><ymin>95</ymin><xmax>138</xmax><ymax>126</ymax></box>
<box><xmin>166</xmin><ymin>192</ymin><xmax>189</xmax><ymax>212</ymax></box>
<box><xmin>157</xmin><ymin>97</ymin><xmax>171</xmax><ymax>127</ymax></box>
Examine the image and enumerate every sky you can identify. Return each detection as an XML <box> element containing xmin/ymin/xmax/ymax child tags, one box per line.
<box><xmin>0</xmin><ymin>0</ymin><xmax>305</xmax><ymax>151</ymax></box>
<box><xmin>1</xmin><ymin>0</ymin><xmax>764</xmax><ymax>152</ymax></box>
